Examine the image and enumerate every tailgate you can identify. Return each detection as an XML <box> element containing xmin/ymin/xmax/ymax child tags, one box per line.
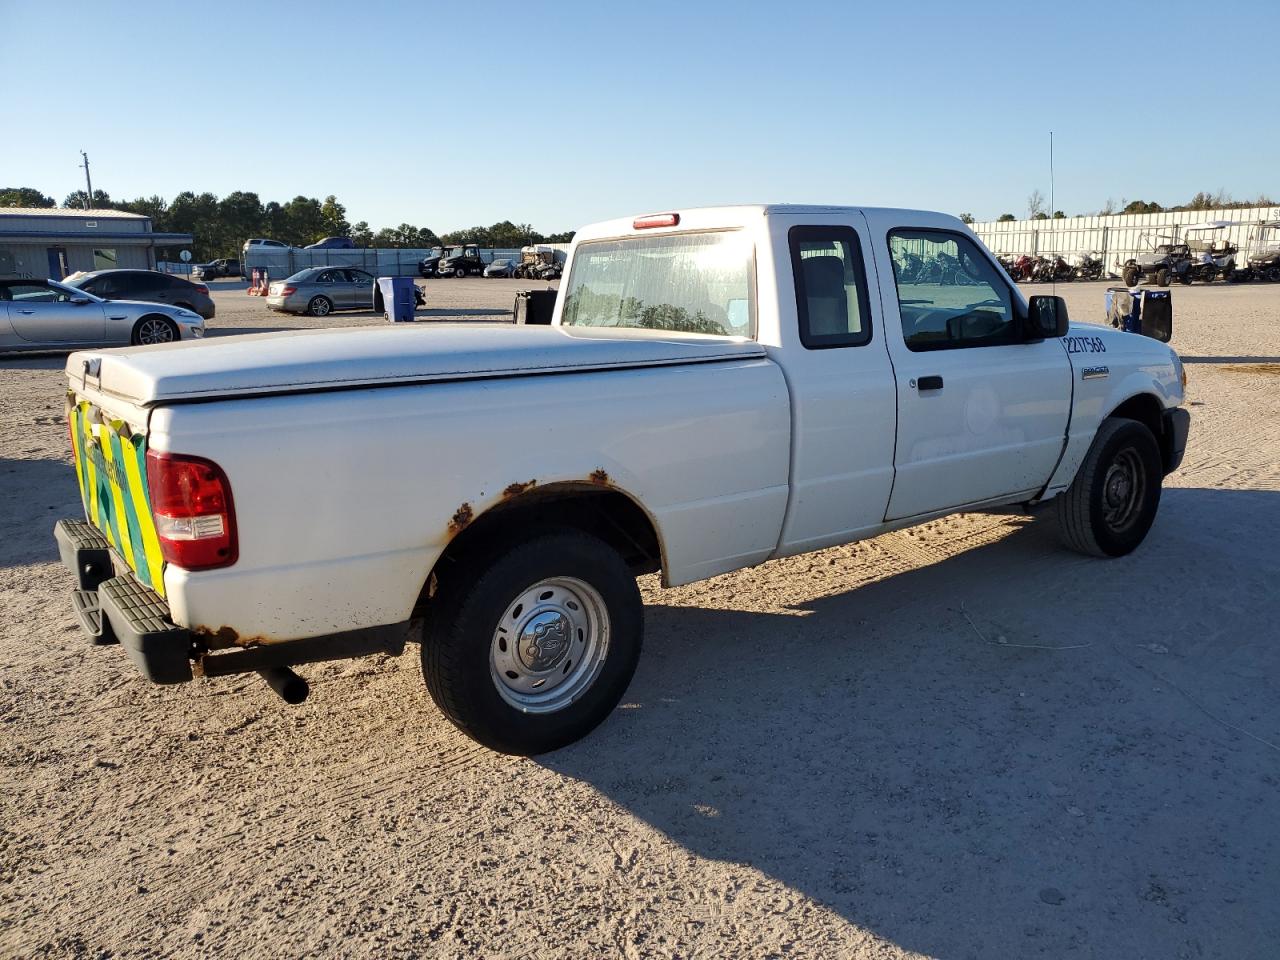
<box><xmin>67</xmin><ymin>395</ymin><xmax>166</xmax><ymax>597</ymax></box>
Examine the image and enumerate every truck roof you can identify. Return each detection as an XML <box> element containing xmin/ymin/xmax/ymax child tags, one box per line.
<box><xmin>573</xmin><ymin>204</ymin><xmax>967</xmax><ymax>242</ymax></box>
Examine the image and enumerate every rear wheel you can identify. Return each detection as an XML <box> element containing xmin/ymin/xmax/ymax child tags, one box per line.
<box><xmin>1201</xmin><ymin>266</ymin><xmax>1217</xmax><ymax>284</ymax></box>
<box><xmin>455</xmin><ymin>266</ymin><xmax>468</xmax><ymax>278</ymax></box>
<box><xmin>1267</xmin><ymin>265</ymin><xmax>1280</xmax><ymax>283</ymax></box>
<box><xmin>1053</xmin><ymin>417</ymin><xmax>1163</xmax><ymax>558</ymax></box>
<box><xmin>1179</xmin><ymin>269</ymin><xmax>1194</xmax><ymax>285</ymax></box>
<box><xmin>307</xmin><ymin>296</ymin><xmax>332</xmax><ymax>317</ymax></box>
<box><xmin>131</xmin><ymin>315</ymin><xmax>177</xmax><ymax>345</ymax></box>
<box><xmin>422</xmin><ymin>529</ymin><xmax>643</xmax><ymax>755</ymax></box>
<box><xmin>1155</xmin><ymin>268</ymin><xmax>1170</xmax><ymax>287</ymax></box>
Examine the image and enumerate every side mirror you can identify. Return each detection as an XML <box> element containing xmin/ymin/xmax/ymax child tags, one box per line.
<box><xmin>70</xmin><ymin>296</ymin><xmax>92</xmax><ymax>305</ymax></box>
<box><xmin>1027</xmin><ymin>295</ymin><xmax>1069</xmax><ymax>340</ymax></box>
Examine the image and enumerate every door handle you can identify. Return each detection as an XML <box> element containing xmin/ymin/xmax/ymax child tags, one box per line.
<box><xmin>18</xmin><ymin>309</ymin><xmax>34</xmax><ymax>315</ymax></box>
<box><xmin>916</xmin><ymin>375</ymin><xmax>944</xmax><ymax>391</ymax></box>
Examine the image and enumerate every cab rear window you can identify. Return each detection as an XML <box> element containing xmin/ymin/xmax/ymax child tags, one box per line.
<box><xmin>561</xmin><ymin>231</ymin><xmax>754</xmax><ymax>337</ymax></box>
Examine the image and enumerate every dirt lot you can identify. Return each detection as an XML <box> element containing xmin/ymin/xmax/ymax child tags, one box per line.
<box><xmin>2</xmin><ymin>278</ymin><xmax>1278</xmax><ymax>959</ymax></box>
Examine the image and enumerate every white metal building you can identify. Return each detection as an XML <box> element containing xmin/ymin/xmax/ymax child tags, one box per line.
<box><xmin>0</xmin><ymin>208</ymin><xmax>194</xmax><ymax>281</ymax></box>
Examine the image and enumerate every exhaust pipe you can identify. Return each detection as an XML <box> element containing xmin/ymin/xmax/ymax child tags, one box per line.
<box><xmin>258</xmin><ymin>666</ymin><xmax>309</xmax><ymax>704</ymax></box>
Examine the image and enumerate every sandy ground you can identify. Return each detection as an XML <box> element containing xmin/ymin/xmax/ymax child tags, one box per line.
<box><xmin>1</xmin><ymin>277</ymin><xmax>1278</xmax><ymax>959</ymax></box>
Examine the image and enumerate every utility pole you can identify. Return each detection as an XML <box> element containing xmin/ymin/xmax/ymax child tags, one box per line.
<box><xmin>79</xmin><ymin>151</ymin><xmax>93</xmax><ymax>209</ymax></box>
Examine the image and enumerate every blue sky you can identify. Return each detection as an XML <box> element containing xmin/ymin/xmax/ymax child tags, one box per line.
<box><xmin>3</xmin><ymin>0</ymin><xmax>1276</xmax><ymax>233</ymax></box>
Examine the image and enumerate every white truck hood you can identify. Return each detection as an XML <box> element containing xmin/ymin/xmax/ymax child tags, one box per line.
<box><xmin>66</xmin><ymin>324</ymin><xmax>765</xmax><ymax>407</ymax></box>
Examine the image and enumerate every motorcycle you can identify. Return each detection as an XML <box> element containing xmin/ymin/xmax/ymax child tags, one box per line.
<box><xmin>1072</xmin><ymin>253</ymin><xmax>1104</xmax><ymax>281</ymax></box>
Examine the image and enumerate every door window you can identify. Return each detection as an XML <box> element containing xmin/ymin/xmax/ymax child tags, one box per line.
<box><xmin>3</xmin><ymin>281</ymin><xmax>72</xmax><ymax>302</ymax></box>
<box><xmin>789</xmin><ymin>226</ymin><xmax>872</xmax><ymax>349</ymax></box>
<box><xmin>93</xmin><ymin>248</ymin><xmax>117</xmax><ymax>270</ymax></box>
<box><xmin>888</xmin><ymin>230</ymin><xmax>1015</xmax><ymax>351</ymax></box>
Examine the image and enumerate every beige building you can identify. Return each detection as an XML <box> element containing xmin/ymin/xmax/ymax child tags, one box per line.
<box><xmin>0</xmin><ymin>207</ymin><xmax>193</xmax><ymax>280</ymax></box>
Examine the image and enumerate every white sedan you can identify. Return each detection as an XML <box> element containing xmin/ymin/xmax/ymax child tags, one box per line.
<box><xmin>0</xmin><ymin>278</ymin><xmax>205</xmax><ymax>351</ymax></box>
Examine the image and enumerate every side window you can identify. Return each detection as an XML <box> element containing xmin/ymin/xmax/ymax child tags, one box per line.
<box><xmin>888</xmin><ymin>230</ymin><xmax>1015</xmax><ymax>351</ymax></box>
<box><xmin>789</xmin><ymin>226</ymin><xmax>872</xmax><ymax>349</ymax></box>
<box><xmin>316</xmin><ymin>271</ymin><xmax>335</xmax><ymax>283</ymax></box>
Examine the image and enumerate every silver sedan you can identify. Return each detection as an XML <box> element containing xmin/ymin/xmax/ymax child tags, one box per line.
<box><xmin>0</xmin><ymin>278</ymin><xmax>205</xmax><ymax>351</ymax></box>
<box><xmin>265</xmin><ymin>267</ymin><xmax>376</xmax><ymax>317</ymax></box>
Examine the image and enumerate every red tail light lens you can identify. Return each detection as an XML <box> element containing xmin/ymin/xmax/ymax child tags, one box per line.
<box><xmin>195</xmin><ymin>284</ymin><xmax>209</xmax><ymax>295</ymax></box>
<box><xmin>145</xmin><ymin>451</ymin><xmax>238</xmax><ymax>570</ymax></box>
<box><xmin>633</xmin><ymin>213</ymin><xmax>680</xmax><ymax>229</ymax></box>
<box><xmin>280</xmin><ymin>285</ymin><xmax>296</xmax><ymax>296</ymax></box>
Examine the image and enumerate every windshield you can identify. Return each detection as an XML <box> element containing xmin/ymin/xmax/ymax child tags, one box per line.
<box><xmin>561</xmin><ymin>231</ymin><xmax>754</xmax><ymax>337</ymax></box>
<box><xmin>491</xmin><ymin>259</ymin><xmax>510</xmax><ymax>268</ymax></box>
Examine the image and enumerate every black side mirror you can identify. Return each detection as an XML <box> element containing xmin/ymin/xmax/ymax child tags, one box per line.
<box><xmin>1027</xmin><ymin>295</ymin><xmax>1069</xmax><ymax>339</ymax></box>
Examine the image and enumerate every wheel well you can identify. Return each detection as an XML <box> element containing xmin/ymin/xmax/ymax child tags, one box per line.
<box><xmin>419</xmin><ymin>485</ymin><xmax>662</xmax><ymax>613</ymax></box>
<box><xmin>1107</xmin><ymin>393</ymin><xmax>1174</xmax><ymax>471</ymax></box>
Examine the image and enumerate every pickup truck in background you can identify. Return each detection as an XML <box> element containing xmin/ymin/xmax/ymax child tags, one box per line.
<box><xmin>54</xmin><ymin>205</ymin><xmax>1189</xmax><ymax>754</ymax></box>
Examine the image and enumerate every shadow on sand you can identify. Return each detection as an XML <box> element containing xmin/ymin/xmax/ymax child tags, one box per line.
<box><xmin>541</xmin><ymin>488</ymin><xmax>1280</xmax><ymax>957</ymax></box>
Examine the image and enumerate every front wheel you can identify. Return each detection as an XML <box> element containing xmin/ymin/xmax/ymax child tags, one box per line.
<box><xmin>422</xmin><ymin>529</ymin><xmax>643</xmax><ymax>754</ymax></box>
<box><xmin>1053</xmin><ymin>417</ymin><xmax>1163</xmax><ymax>557</ymax></box>
<box><xmin>1156</xmin><ymin>268</ymin><xmax>1170</xmax><ymax>287</ymax></box>
<box><xmin>131</xmin><ymin>315</ymin><xmax>178</xmax><ymax>345</ymax></box>
<box><xmin>1123</xmin><ymin>267</ymin><xmax>1139</xmax><ymax>287</ymax></box>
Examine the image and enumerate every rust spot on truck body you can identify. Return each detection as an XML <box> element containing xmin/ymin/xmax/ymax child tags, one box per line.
<box><xmin>503</xmin><ymin>479</ymin><xmax>537</xmax><ymax>499</ymax></box>
<box><xmin>447</xmin><ymin>502</ymin><xmax>474</xmax><ymax>538</ymax></box>
<box><xmin>589</xmin><ymin>469</ymin><xmax>610</xmax><ymax>486</ymax></box>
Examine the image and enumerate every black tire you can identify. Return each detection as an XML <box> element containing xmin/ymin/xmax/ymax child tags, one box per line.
<box><xmin>1201</xmin><ymin>266</ymin><xmax>1217</xmax><ymax>284</ymax></box>
<box><xmin>1267</xmin><ymin>266</ymin><xmax>1280</xmax><ymax>283</ymax></box>
<box><xmin>422</xmin><ymin>529</ymin><xmax>643</xmax><ymax>755</ymax></box>
<box><xmin>130</xmin><ymin>315</ymin><xmax>178</xmax><ymax>346</ymax></box>
<box><xmin>1178</xmin><ymin>269</ymin><xmax>1193</xmax><ymax>285</ymax></box>
<box><xmin>1053</xmin><ymin>417</ymin><xmax>1163</xmax><ymax>558</ymax></box>
<box><xmin>1155</xmin><ymin>268</ymin><xmax>1170</xmax><ymax>287</ymax></box>
<box><xmin>307</xmin><ymin>296</ymin><xmax>332</xmax><ymax>317</ymax></box>
<box><xmin>1123</xmin><ymin>267</ymin><xmax>1139</xmax><ymax>287</ymax></box>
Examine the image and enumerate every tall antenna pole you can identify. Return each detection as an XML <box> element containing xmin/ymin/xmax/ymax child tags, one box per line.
<box><xmin>1049</xmin><ymin>132</ymin><xmax>1055</xmax><ymax>292</ymax></box>
<box><xmin>79</xmin><ymin>151</ymin><xmax>93</xmax><ymax>209</ymax></box>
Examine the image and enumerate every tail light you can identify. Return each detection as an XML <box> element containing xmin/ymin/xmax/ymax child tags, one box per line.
<box><xmin>195</xmin><ymin>284</ymin><xmax>209</xmax><ymax>295</ymax></box>
<box><xmin>634</xmin><ymin>213</ymin><xmax>680</xmax><ymax>229</ymax></box>
<box><xmin>280</xmin><ymin>285</ymin><xmax>296</xmax><ymax>296</ymax></box>
<box><xmin>146</xmin><ymin>451</ymin><xmax>238</xmax><ymax>569</ymax></box>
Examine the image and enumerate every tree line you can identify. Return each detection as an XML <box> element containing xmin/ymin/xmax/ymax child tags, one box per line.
<box><xmin>0</xmin><ymin>186</ymin><xmax>574</xmax><ymax>260</ymax></box>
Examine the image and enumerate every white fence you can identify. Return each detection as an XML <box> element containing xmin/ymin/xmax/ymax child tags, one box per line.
<box><xmin>970</xmin><ymin>206</ymin><xmax>1280</xmax><ymax>274</ymax></box>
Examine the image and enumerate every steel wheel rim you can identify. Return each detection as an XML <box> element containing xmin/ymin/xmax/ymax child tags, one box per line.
<box><xmin>139</xmin><ymin>318</ymin><xmax>173</xmax><ymax>344</ymax></box>
<box><xmin>1101</xmin><ymin>447</ymin><xmax>1145</xmax><ymax>533</ymax></box>
<box><xmin>490</xmin><ymin>576</ymin><xmax>610</xmax><ymax>714</ymax></box>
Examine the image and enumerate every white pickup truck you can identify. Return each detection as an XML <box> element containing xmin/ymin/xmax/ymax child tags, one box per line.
<box><xmin>54</xmin><ymin>205</ymin><xmax>1189</xmax><ymax>754</ymax></box>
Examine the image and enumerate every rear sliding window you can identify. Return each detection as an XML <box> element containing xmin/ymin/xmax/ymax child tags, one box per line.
<box><xmin>560</xmin><ymin>231</ymin><xmax>754</xmax><ymax>337</ymax></box>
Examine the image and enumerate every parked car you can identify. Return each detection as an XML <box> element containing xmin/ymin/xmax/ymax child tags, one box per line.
<box><xmin>64</xmin><ymin>269</ymin><xmax>216</xmax><ymax>320</ymax></box>
<box><xmin>1183</xmin><ymin>222</ymin><xmax>1239</xmax><ymax>282</ymax></box>
<box><xmin>305</xmin><ymin>237</ymin><xmax>355</xmax><ymax>250</ymax></box>
<box><xmin>242</xmin><ymin>238</ymin><xmax>290</xmax><ymax>256</ymax></box>
<box><xmin>192</xmin><ymin>258</ymin><xmax>242</xmax><ymax>281</ymax></box>
<box><xmin>264</xmin><ymin>266</ymin><xmax>376</xmax><ymax>316</ymax></box>
<box><xmin>483</xmin><ymin>258</ymin><xmax>518</xmax><ymax>278</ymax></box>
<box><xmin>51</xmin><ymin>204</ymin><xmax>1190</xmax><ymax>756</ymax></box>
<box><xmin>0</xmin><ymin>278</ymin><xmax>204</xmax><ymax>350</ymax></box>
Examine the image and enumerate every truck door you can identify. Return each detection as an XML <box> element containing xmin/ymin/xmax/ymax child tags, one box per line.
<box><xmin>866</xmin><ymin>219</ymin><xmax>1071</xmax><ymax>520</ymax></box>
<box><xmin>774</xmin><ymin>219</ymin><xmax>899</xmax><ymax>555</ymax></box>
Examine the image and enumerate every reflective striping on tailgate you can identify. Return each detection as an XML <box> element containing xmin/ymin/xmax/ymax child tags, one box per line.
<box><xmin>66</xmin><ymin>399</ymin><xmax>165</xmax><ymax>598</ymax></box>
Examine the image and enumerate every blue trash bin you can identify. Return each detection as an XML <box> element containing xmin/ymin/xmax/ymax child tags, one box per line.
<box><xmin>1105</xmin><ymin>287</ymin><xmax>1172</xmax><ymax>341</ymax></box>
<box><xmin>376</xmin><ymin>276</ymin><xmax>418</xmax><ymax>323</ymax></box>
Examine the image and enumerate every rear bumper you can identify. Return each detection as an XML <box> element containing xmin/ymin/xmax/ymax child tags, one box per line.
<box><xmin>1163</xmin><ymin>407</ymin><xmax>1190</xmax><ymax>474</ymax></box>
<box><xmin>54</xmin><ymin>519</ymin><xmax>416</xmax><ymax>687</ymax></box>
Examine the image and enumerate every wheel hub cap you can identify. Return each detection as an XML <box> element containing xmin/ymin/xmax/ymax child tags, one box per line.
<box><xmin>518</xmin><ymin>611</ymin><xmax>572</xmax><ymax>671</ymax></box>
<box><xmin>490</xmin><ymin>576</ymin><xmax>610</xmax><ymax>714</ymax></box>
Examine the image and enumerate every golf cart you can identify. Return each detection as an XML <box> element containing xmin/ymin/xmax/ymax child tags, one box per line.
<box><xmin>1242</xmin><ymin>220</ymin><xmax>1280</xmax><ymax>282</ymax></box>
<box><xmin>1183</xmin><ymin>221</ymin><xmax>1239</xmax><ymax>283</ymax></box>
<box><xmin>1122</xmin><ymin>233</ymin><xmax>1194</xmax><ymax>287</ymax></box>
